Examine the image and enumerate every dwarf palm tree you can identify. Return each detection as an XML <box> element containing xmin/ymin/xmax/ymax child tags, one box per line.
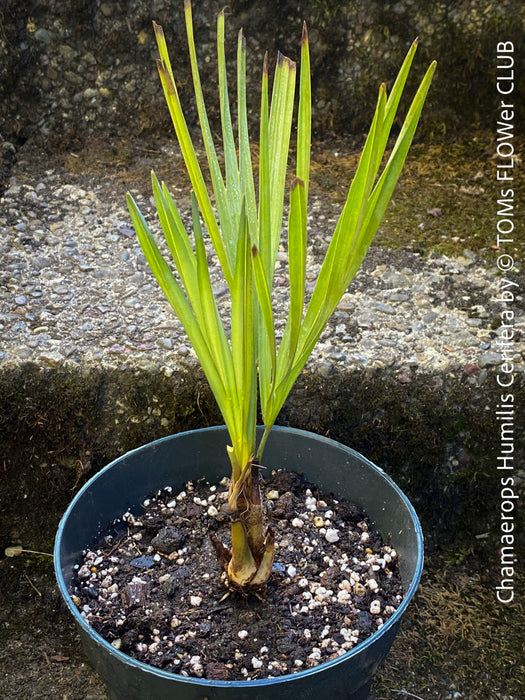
<box><xmin>127</xmin><ymin>0</ymin><xmax>436</xmax><ymax>593</ymax></box>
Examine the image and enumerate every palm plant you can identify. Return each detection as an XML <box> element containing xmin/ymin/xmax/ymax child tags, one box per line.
<box><xmin>126</xmin><ymin>0</ymin><xmax>436</xmax><ymax>593</ymax></box>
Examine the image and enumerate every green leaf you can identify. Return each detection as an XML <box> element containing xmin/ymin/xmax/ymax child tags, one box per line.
<box><xmin>266</xmin><ymin>53</ymin><xmax>296</xmax><ymax>284</ymax></box>
<box><xmin>293</xmin><ymin>83</ymin><xmax>386</xmax><ymax>368</ymax></box>
<box><xmin>184</xmin><ymin>2</ymin><xmax>238</xmax><ymax>270</ymax></box>
<box><xmin>153</xmin><ymin>21</ymin><xmax>233</xmax><ymax>287</ymax></box>
<box><xmin>274</xmin><ymin>177</ymin><xmax>307</xmax><ymax>387</ymax></box>
<box><xmin>191</xmin><ymin>193</ymin><xmax>236</xmax><ymax>406</ymax></box>
<box><xmin>127</xmin><ymin>192</ymin><xmax>236</xmax><ymax>438</ymax></box>
<box><xmin>258</xmin><ymin>53</ymin><xmax>270</xmax><ymax>255</ymax></box>
<box><xmin>255</xmin><ymin>52</ymin><xmax>274</xmax><ymax>418</ymax></box>
<box><xmin>251</xmin><ymin>241</ymin><xmax>275</xmax><ymax>414</ymax></box>
<box><xmin>237</xmin><ymin>29</ymin><xmax>258</xmax><ymax>247</ymax></box>
<box><xmin>230</xmin><ymin>201</ymin><xmax>257</xmax><ymax>468</ymax></box>
<box><xmin>380</xmin><ymin>38</ymin><xmax>419</xmax><ymax>160</ymax></box>
<box><xmin>260</xmin><ymin>46</ymin><xmax>436</xmax><ymax>433</ymax></box>
<box><xmin>134</xmin><ymin>9</ymin><xmax>435</xmax><ymax>476</ymax></box>
<box><xmin>358</xmin><ymin>60</ymin><xmax>438</xmax><ymax>262</ymax></box>
<box><xmin>217</xmin><ymin>10</ymin><xmax>241</xmax><ymax>225</ymax></box>
<box><xmin>296</xmin><ymin>23</ymin><xmax>311</xmax><ymax>202</ymax></box>
<box><xmin>150</xmin><ymin>172</ymin><xmax>198</xmax><ymax>305</ymax></box>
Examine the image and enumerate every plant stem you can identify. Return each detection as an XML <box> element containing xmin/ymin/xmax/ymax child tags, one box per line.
<box><xmin>256</xmin><ymin>424</ymin><xmax>273</xmax><ymax>462</ymax></box>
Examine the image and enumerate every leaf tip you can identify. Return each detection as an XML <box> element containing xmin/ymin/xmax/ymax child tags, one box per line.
<box><xmin>238</xmin><ymin>27</ymin><xmax>246</xmax><ymax>51</ymax></box>
<box><xmin>152</xmin><ymin>20</ymin><xmax>164</xmax><ymax>39</ymax></box>
<box><xmin>302</xmin><ymin>21</ymin><xmax>308</xmax><ymax>45</ymax></box>
<box><xmin>426</xmin><ymin>60</ymin><xmax>438</xmax><ymax>82</ymax></box>
<box><xmin>263</xmin><ymin>51</ymin><xmax>269</xmax><ymax>75</ymax></box>
<box><xmin>278</xmin><ymin>52</ymin><xmax>296</xmax><ymax>71</ymax></box>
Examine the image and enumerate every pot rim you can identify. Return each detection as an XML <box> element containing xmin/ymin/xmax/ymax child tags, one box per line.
<box><xmin>54</xmin><ymin>425</ymin><xmax>424</xmax><ymax>688</ymax></box>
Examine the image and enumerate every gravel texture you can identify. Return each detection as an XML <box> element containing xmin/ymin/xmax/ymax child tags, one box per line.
<box><xmin>1</xmin><ymin>140</ymin><xmax>524</xmax><ymax>385</ymax></box>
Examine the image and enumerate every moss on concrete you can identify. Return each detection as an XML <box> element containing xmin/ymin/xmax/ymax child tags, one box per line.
<box><xmin>283</xmin><ymin>365</ymin><xmax>525</xmax><ymax>554</ymax></box>
<box><xmin>312</xmin><ymin>133</ymin><xmax>525</xmax><ymax>259</ymax></box>
<box><xmin>1</xmin><ymin>361</ymin><xmax>523</xmax><ymax>560</ymax></box>
<box><xmin>59</xmin><ymin>130</ymin><xmax>525</xmax><ymax>263</ymax></box>
<box><xmin>372</xmin><ymin>564</ymin><xmax>525</xmax><ymax>699</ymax></box>
<box><xmin>0</xmin><ymin>361</ymin><xmax>219</xmax><ymax>552</ymax></box>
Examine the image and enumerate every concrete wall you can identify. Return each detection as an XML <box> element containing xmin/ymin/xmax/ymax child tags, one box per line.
<box><xmin>1</xmin><ymin>0</ymin><xmax>524</xmax><ymax>147</ymax></box>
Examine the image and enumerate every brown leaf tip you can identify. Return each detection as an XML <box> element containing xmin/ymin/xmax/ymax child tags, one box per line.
<box><xmin>152</xmin><ymin>21</ymin><xmax>164</xmax><ymax>39</ymax></box>
<box><xmin>263</xmin><ymin>51</ymin><xmax>269</xmax><ymax>75</ymax></box>
<box><xmin>277</xmin><ymin>52</ymin><xmax>296</xmax><ymax>71</ymax></box>
<box><xmin>238</xmin><ymin>28</ymin><xmax>246</xmax><ymax>51</ymax></box>
<box><xmin>302</xmin><ymin>21</ymin><xmax>308</xmax><ymax>45</ymax></box>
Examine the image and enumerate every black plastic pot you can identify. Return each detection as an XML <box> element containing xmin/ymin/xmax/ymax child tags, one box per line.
<box><xmin>55</xmin><ymin>426</ymin><xmax>423</xmax><ymax>700</ymax></box>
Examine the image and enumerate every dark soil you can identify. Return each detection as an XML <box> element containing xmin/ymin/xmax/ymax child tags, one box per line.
<box><xmin>71</xmin><ymin>470</ymin><xmax>403</xmax><ymax>681</ymax></box>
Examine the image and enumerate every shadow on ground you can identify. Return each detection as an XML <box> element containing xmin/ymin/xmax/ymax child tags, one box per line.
<box><xmin>1</xmin><ymin>551</ymin><xmax>523</xmax><ymax>699</ymax></box>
